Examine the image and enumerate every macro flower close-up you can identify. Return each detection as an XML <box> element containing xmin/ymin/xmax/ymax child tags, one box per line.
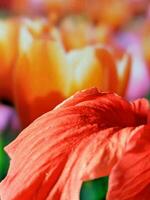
<box><xmin>0</xmin><ymin>0</ymin><xmax>150</xmax><ymax>200</ymax></box>
<box><xmin>0</xmin><ymin>88</ymin><xmax>150</xmax><ymax>200</ymax></box>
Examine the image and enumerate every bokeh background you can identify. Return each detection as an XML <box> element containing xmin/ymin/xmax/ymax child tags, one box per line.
<box><xmin>0</xmin><ymin>1</ymin><xmax>150</xmax><ymax>199</ymax></box>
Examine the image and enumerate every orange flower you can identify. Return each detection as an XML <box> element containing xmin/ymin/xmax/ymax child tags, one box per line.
<box><xmin>0</xmin><ymin>18</ymin><xmax>52</xmax><ymax>104</ymax></box>
<box><xmin>13</xmin><ymin>22</ymin><xmax>68</xmax><ymax>127</ymax></box>
<box><xmin>13</xmin><ymin>23</ymin><xmax>131</xmax><ymax>127</ymax></box>
<box><xmin>0</xmin><ymin>18</ymin><xmax>131</xmax><ymax>127</ymax></box>
<box><xmin>0</xmin><ymin>17</ymin><xmax>109</xmax><ymax>105</ymax></box>
<box><xmin>0</xmin><ymin>88</ymin><xmax>149</xmax><ymax>200</ymax></box>
<box><xmin>0</xmin><ymin>19</ymin><xmax>19</xmax><ymax>102</ymax></box>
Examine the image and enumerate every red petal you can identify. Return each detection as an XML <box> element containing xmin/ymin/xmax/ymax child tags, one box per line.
<box><xmin>107</xmin><ymin>125</ymin><xmax>150</xmax><ymax>200</ymax></box>
<box><xmin>6</xmin><ymin>88</ymin><xmax>138</xmax><ymax>157</ymax></box>
<box><xmin>130</xmin><ymin>98</ymin><xmax>150</xmax><ymax>125</ymax></box>
<box><xmin>0</xmin><ymin>88</ymin><xmax>148</xmax><ymax>200</ymax></box>
<box><xmin>47</xmin><ymin>127</ymin><xmax>136</xmax><ymax>200</ymax></box>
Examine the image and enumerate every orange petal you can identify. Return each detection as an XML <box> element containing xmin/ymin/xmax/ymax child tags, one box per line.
<box><xmin>116</xmin><ymin>53</ymin><xmax>131</xmax><ymax>96</ymax></box>
<box><xmin>66</xmin><ymin>47</ymin><xmax>104</xmax><ymax>95</ymax></box>
<box><xmin>95</xmin><ymin>47</ymin><xmax>118</xmax><ymax>92</ymax></box>
<box><xmin>15</xmin><ymin>32</ymin><xmax>127</xmax><ymax>128</ymax></box>
<box><xmin>60</xmin><ymin>16</ymin><xmax>88</xmax><ymax>50</ymax></box>
<box><xmin>0</xmin><ymin>19</ymin><xmax>19</xmax><ymax>102</ymax></box>
<box><xmin>13</xmin><ymin>24</ymin><xmax>68</xmax><ymax>127</ymax></box>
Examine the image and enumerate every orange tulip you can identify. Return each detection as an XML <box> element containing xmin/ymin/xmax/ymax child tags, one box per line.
<box><xmin>13</xmin><ymin>21</ymin><xmax>131</xmax><ymax>127</ymax></box>
<box><xmin>0</xmin><ymin>19</ymin><xmax>19</xmax><ymax>102</ymax></box>
<box><xmin>13</xmin><ymin>23</ymin><xmax>68</xmax><ymax>127</ymax></box>
<box><xmin>0</xmin><ymin>18</ymin><xmax>131</xmax><ymax>127</ymax></box>
<box><xmin>0</xmin><ymin>18</ymin><xmax>51</xmax><ymax>103</ymax></box>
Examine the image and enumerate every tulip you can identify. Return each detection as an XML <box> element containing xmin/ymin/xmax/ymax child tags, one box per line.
<box><xmin>0</xmin><ymin>18</ymin><xmax>131</xmax><ymax>127</ymax></box>
<box><xmin>0</xmin><ymin>19</ymin><xmax>19</xmax><ymax>102</ymax></box>
<box><xmin>0</xmin><ymin>17</ymin><xmax>109</xmax><ymax>106</ymax></box>
<box><xmin>13</xmin><ymin>23</ymin><xmax>131</xmax><ymax>127</ymax></box>
<box><xmin>0</xmin><ymin>18</ymin><xmax>51</xmax><ymax>103</ymax></box>
<box><xmin>0</xmin><ymin>88</ymin><xmax>149</xmax><ymax>200</ymax></box>
<box><xmin>13</xmin><ymin>23</ymin><xmax>69</xmax><ymax>127</ymax></box>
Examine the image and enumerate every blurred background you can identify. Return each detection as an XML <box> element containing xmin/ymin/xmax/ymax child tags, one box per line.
<box><xmin>0</xmin><ymin>0</ymin><xmax>150</xmax><ymax>199</ymax></box>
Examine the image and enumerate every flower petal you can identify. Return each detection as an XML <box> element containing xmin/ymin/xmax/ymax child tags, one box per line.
<box><xmin>95</xmin><ymin>48</ymin><xmax>118</xmax><ymax>92</ymax></box>
<box><xmin>130</xmin><ymin>98</ymin><xmax>150</xmax><ymax>125</ymax></box>
<box><xmin>107</xmin><ymin>125</ymin><xmax>150</xmax><ymax>200</ymax></box>
<box><xmin>0</xmin><ymin>88</ymin><xmax>146</xmax><ymax>200</ymax></box>
<box><xmin>117</xmin><ymin>53</ymin><xmax>131</xmax><ymax>97</ymax></box>
<box><xmin>14</xmin><ymin>24</ymin><xmax>68</xmax><ymax>127</ymax></box>
<box><xmin>47</xmin><ymin>127</ymin><xmax>136</xmax><ymax>200</ymax></box>
<box><xmin>0</xmin><ymin>19</ymin><xmax>19</xmax><ymax>101</ymax></box>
